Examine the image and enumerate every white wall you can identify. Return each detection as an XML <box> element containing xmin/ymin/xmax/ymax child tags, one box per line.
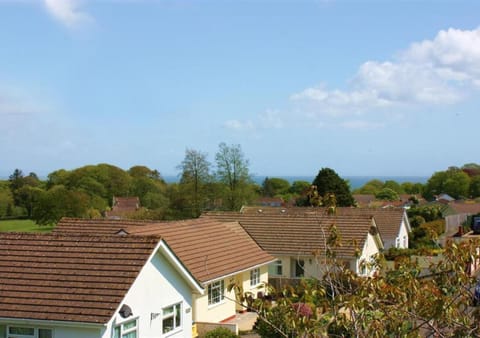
<box><xmin>356</xmin><ymin>233</ymin><xmax>381</xmax><ymax>276</ymax></box>
<box><xmin>104</xmin><ymin>251</ymin><xmax>194</xmax><ymax>338</ymax></box>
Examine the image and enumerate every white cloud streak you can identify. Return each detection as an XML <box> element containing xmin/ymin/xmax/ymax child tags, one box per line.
<box><xmin>292</xmin><ymin>27</ymin><xmax>480</xmax><ymax>122</ymax></box>
<box><xmin>44</xmin><ymin>0</ymin><xmax>93</xmax><ymax>29</ymax></box>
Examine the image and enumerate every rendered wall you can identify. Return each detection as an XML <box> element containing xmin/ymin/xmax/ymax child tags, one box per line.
<box><xmin>104</xmin><ymin>251</ymin><xmax>194</xmax><ymax>338</ymax></box>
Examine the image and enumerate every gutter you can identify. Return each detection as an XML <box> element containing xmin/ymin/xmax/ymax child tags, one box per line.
<box><xmin>0</xmin><ymin>317</ymin><xmax>104</xmax><ymax>330</ymax></box>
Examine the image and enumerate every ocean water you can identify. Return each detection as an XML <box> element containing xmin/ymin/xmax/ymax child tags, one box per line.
<box><xmin>164</xmin><ymin>175</ymin><xmax>428</xmax><ymax>190</ymax></box>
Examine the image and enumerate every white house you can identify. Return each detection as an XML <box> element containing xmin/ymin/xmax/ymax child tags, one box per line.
<box><xmin>54</xmin><ymin>217</ymin><xmax>275</xmax><ymax>325</ymax></box>
<box><xmin>0</xmin><ymin>232</ymin><xmax>203</xmax><ymax>338</ymax></box>
<box><xmin>203</xmin><ymin>212</ymin><xmax>384</xmax><ymax>282</ymax></box>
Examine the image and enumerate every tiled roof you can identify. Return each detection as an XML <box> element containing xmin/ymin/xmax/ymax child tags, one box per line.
<box><xmin>210</xmin><ymin>206</ymin><xmax>407</xmax><ymax>245</ymax></box>
<box><xmin>54</xmin><ymin>218</ymin><xmax>274</xmax><ymax>284</ymax></box>
<box><xmin>448</xmin><ymin>201</ymin><xmax>480</xmax><ymax>215</ymax></box>
<box><xmin>54</xmin><ymin>217</ymin><xmax>155</xmax><ymax>235</ymax></box>
<box><xmin>203</xmin><ymin>212</ymin><xmax>380</xmax><ymax>258</ymax></box>
<box><xmin>0</xmin><ymin>232</ymin><xmax>160</xmax><ymax>324</ymax></box>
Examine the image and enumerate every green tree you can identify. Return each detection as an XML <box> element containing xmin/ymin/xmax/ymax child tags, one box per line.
<box><xmin>470</xmin><ymin>175</ymin><xmax>480</xmax><ymax>198</ymax></box>
<box><xmin>289</xmin><ymin>180</ymin><xmax>310</xmax><ymax>195</ymax></box>
<box><xmin>375</xmin><ymin>187</ymin><xmax>400</xmax><ymax>201</ymax></box>
<box><xmin>383</xmin><ymin>180</ymin><xmax>404</xmax><ymax>194</ymax></box>
<box><xmin>33</xmin><ymin>186</ymin><xmax>89</xmax><ymax>225</ymax></box>
<box><xmin>215</xmin><ymin>143</ymin><xmax>253</xmax><ymax>210</ymax></box>
<box><xmin>401</xmin><ymin>181</ymin><xmax>424</xmax><ymax>194</ymax></box>
<box><xmin>311</xmin><ymin>168</ymin><xmax>354</xmax><ymax>207</ymax></box>
<box><xmin>262</xmin><ymin>177</ymin><xmax>290</xmax><ymax>197</ymax></box>
<box><xmin>177</xmin><ymin>149</ymin><xmax>212</xmax><ymax>217</ymax></box>
<box><xmin>423</xmin><ymin>167</ymin><xmax>471</xmax><ymax>200</ymax></box>
<box><xmin>353</xmin><ymin>179</ymin><xmax>384</xmax><ymax>195</ymax></box>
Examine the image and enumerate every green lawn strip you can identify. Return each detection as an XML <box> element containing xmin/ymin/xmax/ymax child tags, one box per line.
<box><xmin>0</xmin><ymin>219</ymin><xmax>55</xmax><ymax>233</ymax></box>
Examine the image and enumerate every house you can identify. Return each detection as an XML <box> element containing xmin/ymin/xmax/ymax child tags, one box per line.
<box><xmin>105</xmin><ymin>196</ymin><xmax>141</xmax><ymax>219</ymax></box>
<box><xmin>54</xmin><ymin>217</ymin><xmax>275</xmax><ymax>325</ymax></box>
<box><xmin>217</xmin><ymin>206</ymin><xmax>411</xmax><ymax>249</ymax></box>
<box><xmin>203</xmin><ymin>211</ymin><xmax>384</xmax><ymax>285</ymax></box>
<box><xmin>0</xmin><ymin>232</ymin><xmax>203</xmax><ymax>338</ymax></box>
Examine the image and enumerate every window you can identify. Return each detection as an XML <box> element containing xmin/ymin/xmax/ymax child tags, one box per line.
<box><xmin>250</xmin><ymin>268</ymin><xmax>260</xmax><ymax>286</ymax></box>
<box><xmin>395</xmin><ymin>237</ymin><xmax>401</xmax><ymax>248</ymax></box>
<box><xmin>403</xmin><ymin>235</ymin><xmax>407</xmax><ymax>248</ymax></box>
<box><xmin>294</xmin><ymin>259</ymin><xmax>304</xmax><ymax>278</ymax></box>
<box><xmin>113</xmin><ymin>318</ymin><xmax>138</xmax><ymax>338</ymax></box>
<box><xmin>7</xmin><ymin>327</ymin><xmax>52</xmax><ymax>338</ymax></box>
<box><xmin>274</xmin><ymin>260</ymin><xmax>283</xmax><ymax>275</ymax></box>
<box><xmin>162</xmin><ymin>303</ymin><xmax>182</xmax><ymax>334</ymax></box>
<box><xmin>208</xmin><ymin>280</ymin><xmax>225</xmax><ymax>305</ymax></box>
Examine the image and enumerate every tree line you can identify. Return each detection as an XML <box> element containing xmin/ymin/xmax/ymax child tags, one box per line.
<box><xmin>1</xmin><ymin>147</ymin><xmax>479</xmax><ymax>225</ymax></box>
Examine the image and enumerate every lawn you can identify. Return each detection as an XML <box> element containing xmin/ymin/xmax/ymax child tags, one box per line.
<box><xmin>0</xmin><ymin>219</ymin><xmax>55</xmax><ymax>233</ymax></box>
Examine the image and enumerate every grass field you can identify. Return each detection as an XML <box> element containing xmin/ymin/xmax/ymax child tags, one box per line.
<box><xmin>0</xmin><ymin>219</ymin><xmax>55</xmax><ymax>232</ymax></box>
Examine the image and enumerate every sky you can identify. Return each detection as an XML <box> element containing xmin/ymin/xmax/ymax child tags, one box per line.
<box><xmin>1</xmin><ymin>0</ymin><xmax>480</xmax><ymax>178</ymax></box>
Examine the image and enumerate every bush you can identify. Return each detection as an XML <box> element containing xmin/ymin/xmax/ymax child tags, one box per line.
<box><xmin>204</xmin><ymin>327</ymin><xmax>239</xmax><ymax>338</ymax></box>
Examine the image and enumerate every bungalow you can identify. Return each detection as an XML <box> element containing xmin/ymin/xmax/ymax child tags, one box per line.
<box><xmin>54</xmin><ymin>218</ymin><xmax>275</xmax><ymax>324</ymax></box>
<box><xmin>0</xmin><ymin>232</ymin><xmax>203</xmax><ymax>338</ymax></box>
<box><xmin>203</xmin><ymin>212</ymin><xmax>384</xmax><ymax>284</ymax></box>
<box><xmin>222</xmin><ymin>206</ymin><xmax>412</xmax><ymax>250</ymax></box>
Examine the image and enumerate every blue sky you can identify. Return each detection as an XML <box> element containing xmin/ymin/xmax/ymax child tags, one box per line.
<box><xmin>1</xmin><ymin>1</ymin><xmax>480</xmax><ymax>178</ymax></box>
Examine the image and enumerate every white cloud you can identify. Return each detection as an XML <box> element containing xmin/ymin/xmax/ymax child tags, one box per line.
<box><xmin>340</xmin><ymin>120</ymin><xmax>385</xmax><ymax>130</ymax></box>
<box><xmin>44</xmin><ymin>0</ymin><xmax>93</xmax><ymax>29</ymax></box>
<box><xmin>292</xmin><ymin>27</ymin><xmax>480</xmax><ymax>119</ymax></box>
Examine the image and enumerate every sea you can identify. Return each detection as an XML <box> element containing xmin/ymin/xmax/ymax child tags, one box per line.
<box><xmin>163</xmin><ymin>175</ymin><xmax>428</xmax><ymax>190</ymax></box>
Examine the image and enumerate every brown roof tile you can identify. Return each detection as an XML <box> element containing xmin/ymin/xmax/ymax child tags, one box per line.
<box><xmin>54</xmin><ymin>218</ymin><xmax>274</xmax><ymax>284</ymax></box>
<box><xmin>203</xmin><ymin>211</ymin><xmax>380</xmax><ymax>258</ymax></box>
<box><xmin>0</xmin><ymin>232</ymin><xmax>159</xmax><ymax>324</ymax></box>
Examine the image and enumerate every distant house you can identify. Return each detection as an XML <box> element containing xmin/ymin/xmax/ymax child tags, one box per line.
<box><xmin>54</xmin><ymin>218</ymin><xmax>275</xmax><ymax>325</ymax></box>
<box><xmin>0</xmin><ymin>232</ymin><xmax>203</xmax><ymax>338</ymax></box>
<box><xmin>105</xmin><ymin>196</ymin><xmax>141</xmax><ymax>219</ymax></box>
<box><xmin>251</xmin><ymin>197</ymin><xmax>284</xmax><ymax>207</ymax></box>
<box><xmin>203</xmin><ymin>211</ymin><xmax>384</xmax><ymax>284</ymax></box>
<box><xmin>225</xmin><ymin>206</ymin><xmax>411</xmax><ymax>249</ymax></box>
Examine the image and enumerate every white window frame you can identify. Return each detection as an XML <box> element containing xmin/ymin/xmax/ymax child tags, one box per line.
<box><xmin>250</xmin><ymin>268</ymin><xmax>260</xmax><ymax>286</ymax></box>
<box><xmin>6</xmin><ymin>326</ymin><xmax>53</xmax><ymax>338</ymax></box>
<box><xmin>208</xmin><ymin>279</ymin><xmax>225</xmax><ymax>306</ymax></box>
<box><xmin>113</xmin><ymin>317</ymin><xmax>138</xmax><ymax>338</ymax></box>
<box><xmin>162</xmin><ymin>302</ymin><xmax>182</xmax><ymax>335</ymax></box>
<box><xmin>395</xmin><ymin>237</ymin><xmax>401</xmax><ymax>248</ymax></box>
<box><xmin>274</xmin><ymin>260</ymin><xmax>283</xmax><ymax>276</ymax></box>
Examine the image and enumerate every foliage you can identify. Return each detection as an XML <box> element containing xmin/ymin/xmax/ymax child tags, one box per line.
<box><xmin>289</xmin><ymin>180</ymin><xmax>310</xmax><ymax>195</ymax></box>
<box><xmin>310</xmin><ymin>168</ymin><xmax>354</xmax><ymax>207</ymax></box>
<box><xmin>375</xmin><ymin>187</ymin><xmax>399</xmax><ymax>201</ymax></box>
<box><xmin>470</xmin><ymin>175</ymin><xmax>480</xmax><ymax>198</ymax></box>
<box><xmin>250</xmin><ymin>239</ymin><xmax>480</xmax><ymax>338</ymax></box>
<box><xmin>353</xmin><ymin>179</ymin><xmax>384</xmax><ymax>195</ymax></box>
<box><xmin>215</xmin><ymin>143</ymin><xmax>254</xmax><ymax>210</ymax></box>
<box><xmin>410</xmin><ymin>219</ymin><xmax>445</xmax><ymax>249</ymax></box>
<box><xmin>423</xmin><ymin>167</ymin><xmax>471</xmax><ymax>200</ymax></box>
<box><xmin>262</xmin><ymin>177</ymin><xmax>290</xmax><ymax>197</ymax></box>
<box><xmin>407</xmin><ymin>205</ymin><xmax>443</xmax><ymax>223</ymax></box>
<box><xmin>177</xmin><ymin>148</ymin><xmax>212</xmax><ymax>217</ymax></box>
<box><xmin>204</xmin><ymin>327</ymin><xmax>239</xmax><ymax>338</ymax></box>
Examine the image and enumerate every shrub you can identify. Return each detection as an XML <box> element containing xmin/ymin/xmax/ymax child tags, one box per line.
<box><xmin>204</xmin><ymin>327</ymin><xmax>239</xmax><ymax>338</ymax></box>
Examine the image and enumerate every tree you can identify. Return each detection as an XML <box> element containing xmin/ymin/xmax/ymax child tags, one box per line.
<box><xmin>423</xmin><ymin>167</ymin><xmax>471</xmax><ymax>200</ymax></box>
<box><xmin>33</xmin><ymin>186</ymin><xmax>89</xmax><ymax>225</ymax></box>
<box><xmin>470</xmin><ymin>176</ymin><xmax>480</xmax><ymax>198</ymax></box>
<box><xmin>177</xmin><ymin>149</ymin><xmax>212</xmax><ymax>217</ymax></box>
<box><xmin>311</xmin><ymin>168</ymin><xmax>354</xmax><ymax>207</ymax></box>
<box><xmin>262</xmin><ymin>177</ymin><xmax>290</xmax><ymax>197</ymax></box>
<box><xmin>289</xmin><ymin>180</ymin><xmax>310</xmax><ymax>195</ymax></box>
<box><xmin>215</xmin><ymin>143</ymin><xmax>253</xmax><ymax>210</ymax></box>
<box><xmin>353</xmin><ymin>179</ymin><xmax>384</xmax><ymax>195</ymax></box>
<box><xmin>247</xmin><ymin>239</ymin><xmax>480</xmax><ymax>338</ymax></box>
<box><xmin>375</xmin><ymin>187</ymin><xmax>400</xmax><ymax>201</ymax></box>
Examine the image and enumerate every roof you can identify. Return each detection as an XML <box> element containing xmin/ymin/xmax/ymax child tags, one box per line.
<box><xmin>213</xmin><ymin>206</ymin><xmax>408</xmax><ymax>245</ymax></box>
<box><xmin>448</xmin><ymin>201</ymin><xmax>480</xmax><ymax>215</ymax></box>
<box><xmin>54</xmin><ymin>217</ymin><xmax>275</xmax><ymax>284</ymax></box>
<box><xmin>0</xmin><ymin>232</ymin><xmax>160</xmax><ymax>324</ymax></box>
<box><xmin>105</xmin><ymin>196</ymin><xmax>141</xmax><ymax>218</ymax></box>
<box><xmin>203</xmin><ymin>211</ymin><xmax>382</xmax><ymax>258</ymax></box>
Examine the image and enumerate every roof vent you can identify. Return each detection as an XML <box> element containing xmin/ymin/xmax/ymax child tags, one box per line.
<box><xmin>119</xmin><ymin>304</ymin><xmax>133</xmax><ymax>318</ymax></box>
